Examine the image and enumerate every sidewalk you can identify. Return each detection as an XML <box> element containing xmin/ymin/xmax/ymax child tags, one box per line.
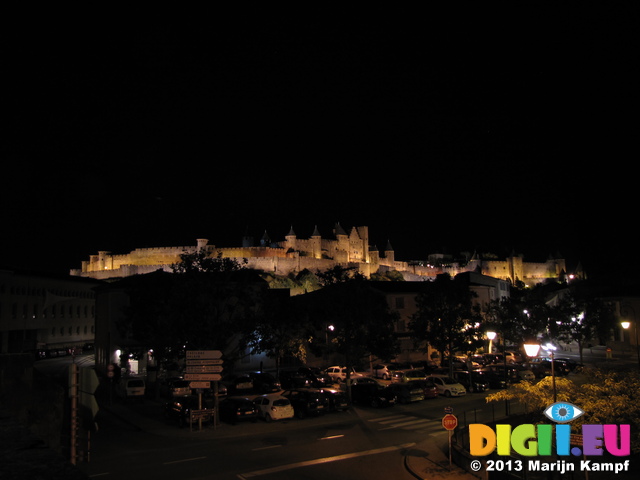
<box><xmin>404</xmin><ymin>437</ymin><xmax>480</xmax><ymax>480</ymax></box>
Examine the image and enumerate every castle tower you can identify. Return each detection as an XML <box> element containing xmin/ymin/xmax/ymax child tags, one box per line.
<box><xmin>196</xmin><ymin>239</ymin><xmax>209</xmax><ymax>251</ymax></box>
<box><xmin>285</xmin><ymin>226</ymin><xmax>297</xmax><ymax>252</ymax></box>
<box><xmin>356</xmin><ymin>226</ymin><xmax>370</xmax><ymax>263</ymax></box>
<box><xmin>385</xmin><ymin>239</ymin><xmax>395</xmax><ymax>264</ymax></box>
<box><xmin>310</xmin><ymin>225</ymin><xmax>322</xmax><ymax>259</ymax></box>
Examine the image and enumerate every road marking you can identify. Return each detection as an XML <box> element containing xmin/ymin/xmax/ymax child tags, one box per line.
<box><xmin>378</xmin><ymin>418</ymin><xmax>433</xmax><ymax>430</ymax></box>
<box><xmin>251</xmin><ymin>445</ymin><xmax>283</xmax><ymax>451</ymax></box>
<box><xmin>237</xmin><ymin>442</ymin><xmax>415</xmax><ymax>478</ymax></box>
<box><xmin>375</xmin><ymin>414</ymin><xmax>409</xmax><ymax>424</ymax></box>
<box><xmin>163</xmin><ymin>456</ymin><xmax>207</xmax><ymax>465</ymax></box>
<box><xmin>320</xmin><ymin>434</ymin><xmax>345</xmax><ymax>440</ymax></box>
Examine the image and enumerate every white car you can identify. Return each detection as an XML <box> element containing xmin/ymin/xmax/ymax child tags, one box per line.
<box><xmin>326</xmin><ymin>366</ymin><xmax>364</xmax><ymax>382</ymax></box>
<box><xmin>427</xmin><ymin>375</ymin><xmax>466</xmax><ymax>397</ymax></box>
<box><xmin>118</xmin><ymin>377</ymin><xmax>146</xmax><ymax>399</ymax></box>
<box><xmin>253</xmin><ymin>394</ymin><xmax>294</xmax><ymax>422</ymax></box>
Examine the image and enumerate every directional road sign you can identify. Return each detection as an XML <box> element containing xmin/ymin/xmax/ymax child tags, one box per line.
<box><xmin>184</xmin><ymin>373</ymin><xmax>222</xmax><ymax>382</ymax></box>
<box><xmin>186</xmin><ymin>365</ymin><xmax>223</xmax><ymax>374</ymax></box>
<box><xmin>186</xmin><ymin>350</ymin><xmax>222</xmax><ymax>360</ymax></box>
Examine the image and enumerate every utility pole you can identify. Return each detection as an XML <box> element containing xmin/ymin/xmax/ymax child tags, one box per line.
<box><xmin>69</xmin><ymin>362</ymin><xmax>79</xmax><ymax>465</ymax></box>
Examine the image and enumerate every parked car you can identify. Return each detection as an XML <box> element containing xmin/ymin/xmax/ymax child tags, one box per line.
<box><xmin>504</xmin><ymin>350</ymin><xmax>524</xmax><ymax>364</ymax></box>
<box><xmin>253</xmin><ymin>394</ymin><xmax>294</xmax><ymax>422</ymax></box>
<box><xmin>159</xmin><ymin>377</ymin><xmax>191</xmax><ymax>398</ymax></box>
<box><xmin>485</xmin><ymin>364</ymin><xmax>521</xmax><ymax>384</ymax></box>
<box><xmin>326</xmin><ymin>366</ymin><xmax>364</xmax><ymax>382</ymax></box>
<box><xmin>388</xmin><ymin>382</ymin><xmax>425</xmax><ymax>403</ymax></box>
<box><xmin>370</xmin><ymin>363</ymin><xmax>404</xmax><ymax>380</ymax></box>
<box><xmin>452</xmin><ymin>370</ymin><xmax>490</xmax><ymax>393</ymax></box>
<box><xmin>218</xmin><ymin>397</ymin><xmax>258</xmax><ymax>424</ymax></box>
<box><xmin>279</xmin><ymin>367</ymin><xmax>332</xmax><ymax>389</ymax></box>
<box><xmin>514</xmin><ymin>365</ymin><xmax>535</xmax><ymax>381</ymax></box>
<box><xmin>220</xmin><ymin>371</ymin><xmax>280</xmax><ymax>394</ymax></box>
<box><xmin>221</xmin><ymin>373</ymin><xmax>254</xmax><ymax>394</ymax></box>
<box><xmin>390</xmin><ymin>369</ymin><xmax>428</xmax><ymax>383</ymax></box>
<box><xmin>441</xmin><ymin>357</ymin><xmax>480</xmax><ymax>370</ymax></box>
<box><xmin>164</xmin><ymin>395</ymin><xmax>213</xmax><ymax>427</ymax></box>
<box><xmin>528</xmin><ymin>358</ymin><xmax>570</xmax><ymax>378</ymax></box>
<box><xmin>117</xmin><ymin>377</ymin><xmax>145</xmax><ymax>400</ymax></box>
<box><xmin>426</xmin><ymin>375</ymin><xmax>466</xmax><ymax>397</ymax></box>
<box><xmin>350</xmin><ymin>382</ymin><xmax>396</xmax><ymax>407</ymax></box>
<box><xmin>281</xmin><ymin>388</ymin><xmax>328</xmax><ymax>418</ymax></box>
<box><xmin>406</xmin><ymin>379</ymin><xmax>439</xmax><ymax>399</ymax></box>
<box><xmin>320</xmin><ymin>387</ymin><xmax>350</xmax><ymax>412</ymax></box>
<box><xmin>247</xmin><ymin>372</ymin><xmax>281</xmax><ymax>393</ymax></box>
<box><xmin>476</xmin><ymin>368</ymin><xmax>508</xmax><ymax>389</ymax></box>
<box><xmin>553</xmin><ymin>357</ymin><xmax>584</xmax><ymax>373</ymax></box>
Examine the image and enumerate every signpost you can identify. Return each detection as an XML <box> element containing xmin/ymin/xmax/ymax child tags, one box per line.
<box><xmin>442</xmin><ymin>409</ymin><xmax>458</xmax><ymax>470</ymax></box>
<box><xmin>185</xmin><ymin>350</ymin><xmax>223</xmax><ymax>431</ymax></box>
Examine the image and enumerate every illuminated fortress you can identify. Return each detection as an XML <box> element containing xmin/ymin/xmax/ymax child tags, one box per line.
<box><xmin>71</xmin><ymin>223</ymin><xmax>568</xmax><ymax>286</ymax></box>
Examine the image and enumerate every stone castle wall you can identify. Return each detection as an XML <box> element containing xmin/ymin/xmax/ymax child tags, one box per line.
<box><xmin>71</xmin><ymin>226</ymin><xmax>567</xmax><ymax>285</ymax></box>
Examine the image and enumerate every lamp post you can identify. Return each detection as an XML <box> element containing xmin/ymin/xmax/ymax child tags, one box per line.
<box><xmin>487</xmin><ymin>331</ymin><xmax>496</xmax><ymax>354</ymax></box>
<box><xmin>524</xmin><ymin>341</ymin><xmax>556</xmax><ymax>401</ymax></box>
<box><xmin>621</xmin><ymin>318</ymin><xmax>640</xmax><ymax>371</ymax></box>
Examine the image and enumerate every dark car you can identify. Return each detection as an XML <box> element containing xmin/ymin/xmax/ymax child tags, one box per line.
<box><xmin>350</xmin><ymin>383</ymin><xmax>396</xmax><ymax>408</ymax></box>
<box><xmin>406</xmin><ymin>379</ymin><xmax>439</xmax><ymax>399</ymax></box>
<box><xmin>285</xmin><ymin>388</ymin><xmax>324</xmax><ymax>417</ymax></box>
<box><xmin>247</xmin><ymin>372</ymin><xmax>281</xmax><ymax>393</ymax></box>
<box><xmin>528</xmin><ymin>358</ymin><xmax>570</xmax><ymax>378</ymax></box>
<box><xmin>453</xmin><ymin>370</ymin><xmax>490</xmax><ymax>393</ymax></box>
<box><xmin>485</xmin><ymin>364</ymin><xmax>520</xmax><ymax>384</ymax></box>
<box><xmin>164</xmin><ymin>395</ymin><xmax>214</xmax><ymax>427</ymax></box>
<box><xmin>388</xmin><ymin>382</ymin><xmax>425</xmax><ymax>403</ymax></box>
<box><xmin>220</xmin><ymin>372</ymin><xmax>279</xmax><ymax>394</ymax></box>
<box><xmin>281</xmin><ymin>388</ymin><xmax>328</xmax><ymax>418</ymax></box>
<box><xmin>477</xmin><ymin>368</ymin><xmax>508</xmax><ymax>389</ymax></box>
<box><xmin>553</xmin><ymin>357</ymin><xmax>584</xmax><ymax>373</ymax></box>
<box><xmin>218</xmin><ymin>397</ymin><xmax>258</xmax><ymax>424</ymax></box>
<box><xmin>159</xmin><ymin>377</ymin><xmax>191</xmax><ymax>398</ymax></box>
<box><xmin>279</xmin><ymin>368</ymin><xmax>331</xmax><ymax>389</ymax></box>
<box><xmin>320</xmin><ymin>387</ymin><xmax>349</xmax><ymax>412</ymax></box>
<box><xmin>221</xmin><ymin>373</ymin><xmax>254</xmax><ymax>394</ymax></box>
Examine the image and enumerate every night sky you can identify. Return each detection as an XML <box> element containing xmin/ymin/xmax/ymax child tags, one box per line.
<box><xmin>3</xmin><ymin>10</ymin><xmax>637</xmax><ymax>282</ymax></box>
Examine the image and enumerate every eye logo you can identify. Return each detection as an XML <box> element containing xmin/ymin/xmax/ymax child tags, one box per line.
<box><xmin>543</xmin><ymin>402</ymin><xmax>584</xmax><ymax>423</ymax></box>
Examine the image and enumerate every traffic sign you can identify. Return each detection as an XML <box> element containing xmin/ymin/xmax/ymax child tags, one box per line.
<box><xmin>186</xmin><ymin>350</ymin><xmax>222</xmax><ymax>360</ymax></box>
<box><xmin>186</xmin><ymin>359</ymin><xmax>223</xmax><ymax>366</ymax></box>
<box><xmin>186</xmin><ymin>365</ymin><xmax>223</xmax><ymax>374</ymax></box>
<box><xmin>442</xmin><ymin>414</ymin><xmax>458</xmax><ymax>430</ymax></box>
<box><xmin>184</xmin><ymin>373</ymin><xmax>222</xmax><ymax>381</ymax></box>
<box><xmin>189</xmin><ymin>381</ymin><xmax>211</xmax><ymax>389</ymax></box>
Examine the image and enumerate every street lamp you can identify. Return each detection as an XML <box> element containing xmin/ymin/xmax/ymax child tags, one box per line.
<box><xmin>523</xmin><ymin>342</ymin><xmax>540</xmax><ymax>358</ymax></box>
<box><xmin>487</xmin><ymin>331</ymin><xmax>496</xmax><ymax>354</ymax></box>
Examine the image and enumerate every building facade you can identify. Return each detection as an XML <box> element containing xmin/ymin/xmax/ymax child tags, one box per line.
<box><xmin>0</xmin><ymin>269</ymin><xmax>102</xmax><ymax>355</ymax></box>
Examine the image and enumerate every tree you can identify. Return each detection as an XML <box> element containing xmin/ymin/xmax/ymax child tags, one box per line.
<box><xmin>409</xmin><ymin>274</ymin><xmax>483</xmax><ymax>375</ymax></box>
<box><xmin>247</xmin><ymin>290</ymin><xmax>311</xmax><ymax>376</ymax></box>
<box><xmin>302</xmin><ymin>275</ymin><xmax>400</xmax><ymax>397</ymax></box>
<box><xmin>118</xmin><ymin>250</ymin><xmax>265</xmax><ymax>367</ymax></box>
<box><xmin>552</xmin><ymin>289</ymin><xmax>616</xmax><ymax>364</ymax></box>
